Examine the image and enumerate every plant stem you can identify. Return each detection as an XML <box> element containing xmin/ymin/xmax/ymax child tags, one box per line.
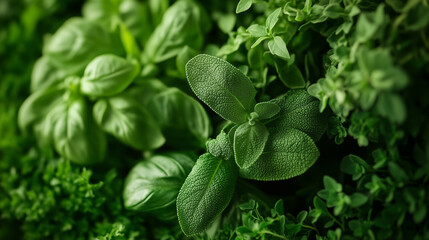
<box><xmin>260</xmin><ymin>230</ymin><xmax>289</xmax><ymax>240</ymax></box>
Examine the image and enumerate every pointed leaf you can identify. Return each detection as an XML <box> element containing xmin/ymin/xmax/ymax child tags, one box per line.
<box><xmin>186</xmin><ymin>54</ymin><xmax>256</xmax><ymax>123</ymax></box>
<box><xmin>177</xmin><ymin>153</ymin><xmax>238</xmax><ymax>236</ymax></box>
<box><xmin>234</xmin><ymin>122</ymin><xmax>269</xmax><ymax>169</ymax></box>
<box><xmin>254</xmin><ymin>102</ymin><xmax>280</xmax><ymax>120</ymax></box>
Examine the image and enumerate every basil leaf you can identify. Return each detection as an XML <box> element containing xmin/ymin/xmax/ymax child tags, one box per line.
<box><xmin>176</xmin><ymin>46</ymin><xmax>198</xmax><ymax>78</ymax></box>
<box><xmin>186</xmin><ymin>54</ymin><xmax>256</xmax><ymax>124</ymax></box>
<box><xmin>236</xmin><ymin>0</ymin><xmax>252</xmax><ymax>14</ymax></box>
<box><xmin>93</xmin><ymin>95</ymin><xmax>165</xmax><ymax>150</ymax></box>
<box><xmin>125</xmin><ymin>78</ymin><xmax>168</xmax><ymax>106</ymax></box>
<box><xmin>81</xmin><ymin>54</ymin><xmax>140</xmax><ymax>97</ymax></box>
<box><xmin>234</xmin><ymin>122</ymin><xmax>269</xmax><ymax>169</ymax></box>
<box><xmin>31</xmin><ymin>57</ymin><xmax>65</xmax><ymax>93</ymax></box>
<box><xmin>123</xmin><ymin>152</ymin><xmax>195</xmax><ymax>221</ymax></box>
<box><xmin>46</xmin><ymin>97</ymin><xmax>106</xmax><ymax>164</ymax></box>
<box><xmin>43</xmin><ymin>18</ymin><xmax>120</xmax><ymax>74</ymax></box>
<box><xmin>177</xmin><ymin>153</ymin><xmax>238</xmax><ymax>236</ymax></box>
<box><xmin>239</xmin><ymin>128</ymin><xmax>319</xmax><ymax>180</ymax></box>
<box><xmin>144</xmin><ymin>1</ymin><xmax>207</xmax><ymax>63</ymax></box>
<box><xmin>18</xmin><ymin>86</ymin><xmax>64</xmax><ymax>133</ymax></box>
<box><xmin>206</xmin><ymin>131</ymin><xmax>233</xmax><ymax>161</ymax></box>
<box><xmin>147</xmin><ymin>88</ymin><xmax>211</xmax><ymax>149</ymax></box>
<box><xmin>268</xmin><ymin>36</ymin><xmax>290</xmax><ymax>60</ymax></box>
<box><xmin>254</xmin><ymin>102</ymin><xmax>280</xmax><ymax>120</ymax></box>
<box><xmin>271</xmin><ymin>90</ymin><xmax>328</xmax><ymax>141</ymax></box>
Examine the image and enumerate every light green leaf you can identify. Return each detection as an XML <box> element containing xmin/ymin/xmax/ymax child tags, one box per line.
<box><xmin>18</xmin><ymin>86</ymin><xmax>64</xmax><ymax>133</ymax></box>
<box><xmin>43</xmin><ymin>17</ymin><xmax>120</xmax><ymax>74</ymax></box>
<box><xmin>177</xmin><ymin>153</ymin><xmax>238</xmax><ymax>236</ymax></box>
<box><xmin>123</xmin><ymin>152</ymin><xmax>195</xmax><ymax>221</ymax></box>
<box><xmin>81</xmin><ymin>54</ymin><xmax>140</xmax><ymax>97</ymax></box>
<box><xmin>31</xmin><ymin>57</ymin><xmax>65</xmax><ymax>93</ymax></box>
<box><xmin>375</xmin><ymin>92</ymin><xmax>406</xmax><ymax>124</ymax></box>
<box><xmin>217</xmin><ymin>13</ymin><xmax>236</xmax><ymax>33</ymax></box>
<box><xmin>254</xmin><ymin>102</ymin><xmax>280</xmax><ymax>120</ymax></box>
<box><xmin>247</xmin><ymin>24</ymin><xmax>267</xmax><ymax>37</ymax></box>
<box><xmin>251</xmin><ymin>36</ymin><xmax>270</xmax><ymax>48</ymax></box>
<box><xmin>323</xmin><ymin>3</ymin><xmax>345</xmax><ymax>19</ymax></box>
<box><xmin>146</xmin><ymin>88</ymin><xmax>211</xmax><ymax>149</ymax></box>
<box><xmin>119</xmin><ymin>22</ymin><xmax>140</xmax><ymax>58</ymax></box>
<box><xmin>239</xmin><ymin>128</ymin><xmax>319</xmax><ymax>180</ymax></box>
<box><xmin>207</xmin><ymin>131</ymin><xmax>233</xmax><ymax>161</ymax></box>
<box><xmin>176</xmin><ymin>46</ymin><xmax>199</xmax><ymax>77</ymax></box>
<box><xmin>266</xmin><ymin>8</ymin><xmax>282</xmax><ymax>31</ymax></box>
<box><xmin>268</xmin><ymin>36</ymin><xmax>290</xmax><ymax>60</ymax></box>
<box><xmin>234</xmin><ymin>122</ymin><xmax>269</xmax><ymax>169</ymax></box>
<box><xmin>47</xmin><ymin>97</ymin><xmax>106</xmax><ymax>164</ymax></box>
<box><xmin>93</xmin><ymin>95</ymin><xmax>165</xmax><ymax>150</ymax></box>
<box><xmin>186</xmin><ymin>54</ymin><xmax>256</xmax><ymax>124</ymax></box>
<box><xmin>236</xmin><ymin>0</ymin><xmax>252</xmax><ymax>13</ymax></box>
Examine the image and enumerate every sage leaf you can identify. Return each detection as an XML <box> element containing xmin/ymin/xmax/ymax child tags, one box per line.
<box><xmin>93</xmin><ymin>95</ymin><xmax>165</xmax><ymax>150</ymax></box>
<box><xmin>186</xmin><ymin>54</ymin><xmax>256</xmax><ymax>124</ymax></box>
<box><xmin>123</xmin><ymin>152</ymin><xmax>195</xmax><ymax>221</ymax></box>
<box><xmin>81</xmin><ymin>54</ymin><xmax>140</xmax><ymax>97</ymax></box>
<box><xmin>254</xmin><ymin>102</ymin><xmax>280</xmax><ymax>120</ymax></box>
<box><xmin>177</xmin><ymin>153</ymin><xmax>238</xmax><ymax>236</ymax></box>
<box><xmin>206</xmin><ymin>131</ymin><xmax>233</xmax><ymax>161</ymax></box>
<box><xmin>234</xmin><ymin>122</ymin><xmax>269</xmax><ymax>169</ymax></box>
<box><xmin>239</xmin><ymin>128</ymin><xmax>319</xmax><ymax>180</ymax></box>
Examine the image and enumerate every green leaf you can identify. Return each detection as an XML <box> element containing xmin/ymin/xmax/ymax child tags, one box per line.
<box><xmin>323</xmin><ymin>176</ymin><xmax>342</xmax><ymax>192</ymax></box>
<box><xmin>275</xmin><ymin>62</ymin><xmax>306</xmax><ymax>89</ymax></box>
<box><xmin>81</xmin><ymin>54</ymin><xmax>140</xmax><ymax>97</ymax></box>
<box><xmin>254</xmin><ymin>102</ymin><xmax>280</xmax><ymax>120</ymax></box>
<box><xmin>270</xmin><ymin>90</ymin><xmax>328</xmax><ymax>141</ymax></box>
<box><xmin>146</xmin><ymin>88</ymin><xmax>211</xmax><ymax>149</ymax></box>
<box><xmin>47</xmin><ymin>97</ymin><xmax>106</xmax><ymax>164</ymax></box>
<box><xmin>177</xmin><ymin>153</ymin><xmax>238</xmax><ymax>236</ymax></box>
<box><xmin>234</xmin><ymin>122</ymin><xmax>269</xmax><ymax>169</ymax></box>
<box><xmin>240</xmin><ymin>128</ymin><xmax>319</xmax><ymax>180</ymax></box>
<box><xmin>207</xmin><ymin>131</ymin><xmax>233</xmax><ymax>161</ymax></box>
<box><xmin>350</xmin><ymin>193</ymin><xmax>368</xmax><ymax>207</ymax></box>
<box><xmin>43</xmin><ymin>17</ymin><xmax>120</xmax><ymax>74</ymax></box>
<box><xmin>186</xmin><ymin>54</ymin><xmax>256</xmax><ymax>124</ymax></box>
<box><xmin>93</xmin><ymin>94</ymin><xmax>165</xmax><ymax>150</ymax></box>
<box><xmin>18</xmin><ymin>86</ymin><xmax>64</xmax><ymax>133</ymax></box>
<box><xmin>375</xmin><ymin>92</ymin><xmax>406</xmax><ymax>124</ymax></box>
<box><xmin>123</xmin><ymin>153</ymin><xmax>195</xmax><ymax>221</ymax></box>
<box><xmin>323</xmin><ymin>3</ymin><xmax>345</xmax><ymax>19</ymax></box>
<box><xmin>31</xmin><ymin>57</ymin><xmax>65</xmax><ymax>93</ymax></box>
<box><xmin>266</xmin><ymin>8</ymin><xmax>281</xmax><ymax>32</ymax></box>
<box><xmin>236</xmin><ymin>0</ymin><xmax>252</xmax><ymax>13</ymax></box>
<box><xmin>176</xmin><ymin>46</ymin><xmax>198</xmax><ymax>77</ymax></box>
<box><xmin>217</xmin><ymin>13</ymin><xmax>236</xmax><ymax>33</ymax></box>
<box><xmin>251</xmin><ymin>36</ymin><xmax>270</xmax><ymax>48</ymax></box>
<box><xmin>268</xmin><ymin>36</ymin><xmax>290</xmax><ymax>60</ymax></box>
<box><xmin>119</xmin><ymin>22</ymin><xmax>140</xmax><ymax>58</ymax></box>
<box><xmin>247</xmin><ymin>24</ymin><xmax>267</xmax><ymax>37</ymax></box>
<box><xmin>144</xmin><ymin>1</ymin><xmax>206</xmax><ymax>63</ymax></box>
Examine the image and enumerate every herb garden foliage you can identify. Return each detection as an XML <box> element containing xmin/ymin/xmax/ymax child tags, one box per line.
<box><xmin>1</xmin><ymin>0</ymin><xmax>429</xmax><ymax>239</ymax></box>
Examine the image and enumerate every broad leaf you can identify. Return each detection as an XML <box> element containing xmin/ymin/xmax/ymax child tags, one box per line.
<box><xmin>234</xmin><ymin>122</ymin><xmax>269</xmax><ymax>169</ymax></box>
<box><xmin>123</xmin><ymin>152</ymin><xmax>195</xmax><ymax>221</ymax></box>
<box><xmin>147</xmin><ymin>88</ymin><xmax>211</xmax><ymax>149</ymax></box>
<box><xmin>18</xmin><ymin>86</ymin><xmax>64</xmax><ymax>133</ymax></box>
<box><xmin>81</xmin><ymin>54</ymin><xmax>139</xmax><ymax>97</ymax></box>
<box><xmin>177</xmin><ymin>153</ymin><xmax>238</xmax><ymax>236</ymax></box>
<box><xmin>31</xmin><ymin>57</ymin><xmax>65</xmax><ymax>93</ymax></box>
<box><xmin>254</xmin><ymin>102</ymin><xmax>280</xmax><ymax>120</ymax></box>
<box><xmin>239</xmin><ymin>128</ymin><xmax>319</xmax><ymax>180</ymax></box>
<box><xmin>44</xmin><ymin>97</ymin><xmax>106</xmax><ymax>164</ymax></box>
<box><xmin>186</xmin><ymin>54</ymin><xmax>256</xmax><ymax>124</ymax></box>
<box><xmin>93</xmin><ymin>95</ymin><xmax>165</xmax><ymax>150</ymax></box>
